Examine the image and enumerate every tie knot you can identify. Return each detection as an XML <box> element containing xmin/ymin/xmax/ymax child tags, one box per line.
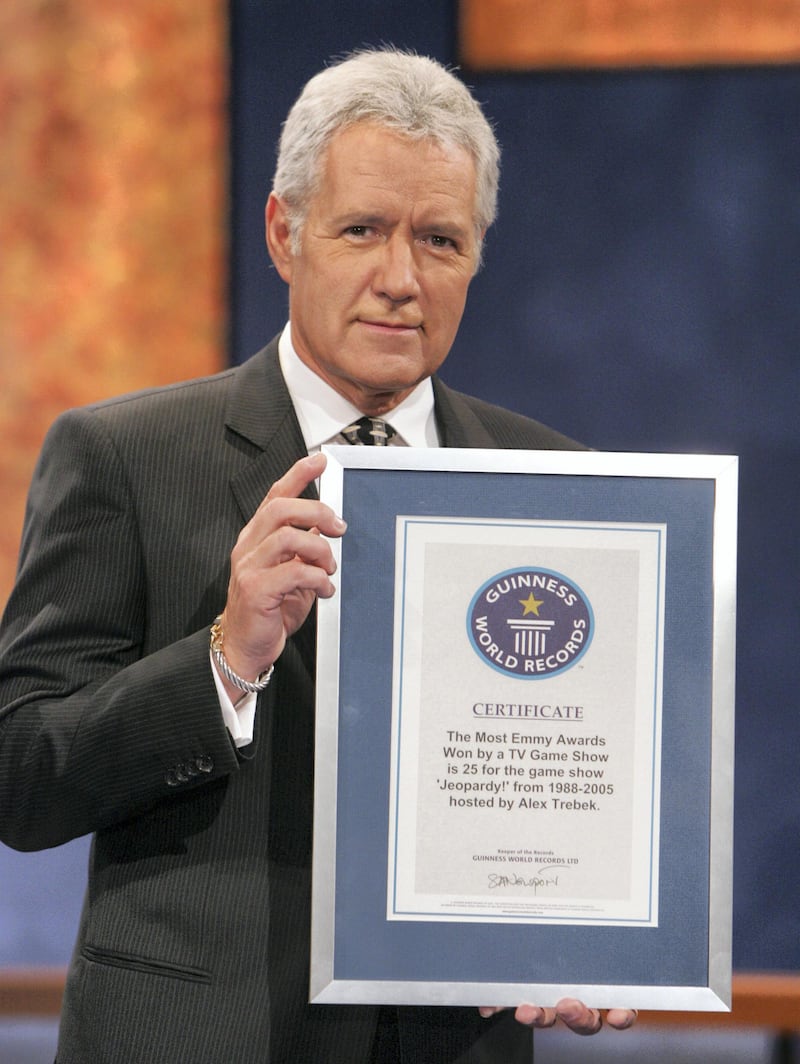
<box><xmin>341</xmin><ymin>415</ymin><xmax>396</xmax><ymax>446</ymax></box>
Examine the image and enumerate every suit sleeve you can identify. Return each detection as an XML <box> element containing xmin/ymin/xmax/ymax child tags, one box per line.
<box><xmin>0</xmin><ymin>409</ymin><xmax>240</xmax><ymax>852</ymax></box>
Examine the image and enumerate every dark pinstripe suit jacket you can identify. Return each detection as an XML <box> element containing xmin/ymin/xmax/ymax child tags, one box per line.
<box><xmin>0</xmin><ymin>339</ymin><xmax>583</xmax><ymax>1063</ymax></box>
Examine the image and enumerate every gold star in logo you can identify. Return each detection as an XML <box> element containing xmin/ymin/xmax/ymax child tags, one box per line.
<box><xmin>519</xmin><ymin>592</ymin><xmax>545</xmax><ymax>616</ymax></box>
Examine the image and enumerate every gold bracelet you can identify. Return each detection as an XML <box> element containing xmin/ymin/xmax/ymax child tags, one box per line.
<box><xmin>210</xmin><ymin>615</ymin><xmax>274</xmax><ymax>694</ymax></box>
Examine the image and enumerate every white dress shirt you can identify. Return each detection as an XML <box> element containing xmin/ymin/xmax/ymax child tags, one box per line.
<box><xmin>214</xmin><ymin>323</ymin><xmax>439</xmax><ymax>745</ymax></box>
<box><xmin>277</xmin><ymin>322</ymin><xmax>439</xmax><ymax>449</ymax></box>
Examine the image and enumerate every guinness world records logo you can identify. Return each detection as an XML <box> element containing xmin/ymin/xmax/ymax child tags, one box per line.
<box><xmin>467</xmin><ymin>567</ymin><xmax>594</xmax><ymax>679</ymax></box>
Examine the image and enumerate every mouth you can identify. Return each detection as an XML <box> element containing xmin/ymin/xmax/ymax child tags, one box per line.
<box><xmin>358</xmin><ymin>318</ymin><xmax>422</xmax><ymax>334</ymax></box>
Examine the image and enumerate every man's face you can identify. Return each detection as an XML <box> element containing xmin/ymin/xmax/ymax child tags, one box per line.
<box><xmin>266</xmin><ymin>123</ymin><xmax>481</xmax><ymax>415</ymax></box>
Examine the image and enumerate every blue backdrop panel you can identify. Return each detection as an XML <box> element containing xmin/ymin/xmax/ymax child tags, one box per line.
<box><xmin>227</xmin><ymin>1</ymin><xmax>800</xmax><ymax>975</ymax></box>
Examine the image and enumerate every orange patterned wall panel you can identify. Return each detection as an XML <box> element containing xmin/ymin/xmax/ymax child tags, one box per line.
<box><xmin>0</xmin><ymin>0</ymin><xmax>227</xmax><ymax>606</ymax></box>
<box><xmin>460</xmin><ymin>0</ymin><xmax>800</xmax><ymax>69</ymax></box>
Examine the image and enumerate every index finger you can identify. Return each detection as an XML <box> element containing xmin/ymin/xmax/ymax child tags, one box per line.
<box><xmin>265</xmin><ymin>452</ymin><xmax>327</xmax><ymax>504</ymax></box>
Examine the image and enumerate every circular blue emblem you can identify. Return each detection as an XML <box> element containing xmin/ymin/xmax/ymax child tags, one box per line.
<box><xmin>467</xmin><ymin>567</ymin><xmax>593</xmax><ymax>679</ymax></box>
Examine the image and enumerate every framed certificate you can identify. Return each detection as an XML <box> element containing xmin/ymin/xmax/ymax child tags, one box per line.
<box><xmin>311</xmin><ymin>449</ymin><xmax>737</xmax><ymax>1012</ymax></box>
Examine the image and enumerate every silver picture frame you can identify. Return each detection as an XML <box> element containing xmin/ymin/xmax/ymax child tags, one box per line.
<box><xmin>311</xmin><ymin>448</ymin><xmax>737</xmax><ymax>1012</ymax></box>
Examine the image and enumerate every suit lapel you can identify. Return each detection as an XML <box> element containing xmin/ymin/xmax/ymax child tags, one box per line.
<box><xmin>431</xmin><ymin>376</ymin><xmax>496</xmax><ymax>448</ymax></box>
<box><xmin>223</xmin><ymin>337</ymin><xmax>315</xmax><ymax>524</ymax></box>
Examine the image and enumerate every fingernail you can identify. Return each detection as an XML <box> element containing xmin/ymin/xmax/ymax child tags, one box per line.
<box><xmin>334</xmin><ymin>517</ymin><xmax>347</xmax><ymax>531</ymax></box>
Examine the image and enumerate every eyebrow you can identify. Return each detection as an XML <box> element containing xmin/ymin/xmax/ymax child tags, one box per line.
<box><xmin>330</xmin><ymin>211</ymin><xmax>390</xmax><ymax>228</ymax></box>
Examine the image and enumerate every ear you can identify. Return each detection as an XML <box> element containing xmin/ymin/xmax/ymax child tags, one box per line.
<box><xmin>265</xmin><ymin>193</ymin><xmax>294</xmax><ymax>284</ymax></box>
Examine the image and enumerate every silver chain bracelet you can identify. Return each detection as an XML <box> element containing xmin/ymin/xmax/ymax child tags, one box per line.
<box><xmin>210</xmin><ymin>615</ymin><xmax>274</xmax><ymax>694</ymax></box>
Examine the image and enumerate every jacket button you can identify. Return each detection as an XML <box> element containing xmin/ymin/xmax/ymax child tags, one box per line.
<box><xmin>165</xmin><ymin>768</ymin><xmax>180</xmax><ymax>787</ymax></box>
<box><xmin>196</xmin><ymin>755</ymin><xmax>214</xmax><ymax>774</ymax></box>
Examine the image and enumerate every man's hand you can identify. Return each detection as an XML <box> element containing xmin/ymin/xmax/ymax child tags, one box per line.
<box><xmin>479</xmin><ymin>999</ymin><xmax>637</xmax><ymax>1035</ymax></box>
<box><xmin>217</xmin><ymin>452</ymin><xmax>345</xmax><ymax>689</ymax></box>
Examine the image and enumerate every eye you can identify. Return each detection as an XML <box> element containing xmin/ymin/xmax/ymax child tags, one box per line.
<box><xmin>343</xmin><ymin>225</ymin><xmax>374</xmax><ymax>239</ymax></box>
<box><xmin>424</xmin><ymin>234</ymin><xmax>457</xmax><ymax>251</ymax></box>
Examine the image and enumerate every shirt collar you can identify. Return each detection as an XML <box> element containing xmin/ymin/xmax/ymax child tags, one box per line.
<box><xmin>277</xmin><ymin>322</ymin><xmax>438</xmax><ymax>451</ymax></box>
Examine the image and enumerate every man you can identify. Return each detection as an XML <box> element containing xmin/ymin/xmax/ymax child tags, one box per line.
<box><xmin>0</xmin><ymin>49</ymin><xmax>635</xmax><ymax>1061</ymax></box>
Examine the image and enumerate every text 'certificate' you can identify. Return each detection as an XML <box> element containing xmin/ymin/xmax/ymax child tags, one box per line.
<box><xmin>387</xmin><ymin>517</ymin><xmax>666</xmax><ymax>927</ymax></box>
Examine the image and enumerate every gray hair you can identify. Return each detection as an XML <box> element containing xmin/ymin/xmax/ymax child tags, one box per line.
<box><xmin>272</xmin><ymin>48</ymin><xmax>500</xmax><ymax>256</ymax></box>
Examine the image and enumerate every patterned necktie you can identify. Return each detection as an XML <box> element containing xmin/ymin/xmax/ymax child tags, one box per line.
<box><xmin>341</xmin><ymin>415</ymin><xmax>396</xmax><ymax>446</ymax></box>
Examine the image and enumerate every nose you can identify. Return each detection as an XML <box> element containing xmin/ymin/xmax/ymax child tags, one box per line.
<box><xmin>373</xmin><ymin>235</ymin><xmax>419</xmax><ymax>305</ymax></box>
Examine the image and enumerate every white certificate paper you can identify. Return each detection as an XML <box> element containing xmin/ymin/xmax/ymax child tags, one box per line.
<box><xmin>387</xmin><ymin>516</ymin><xmax>665</xmax><ymax>927</ymax></box>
